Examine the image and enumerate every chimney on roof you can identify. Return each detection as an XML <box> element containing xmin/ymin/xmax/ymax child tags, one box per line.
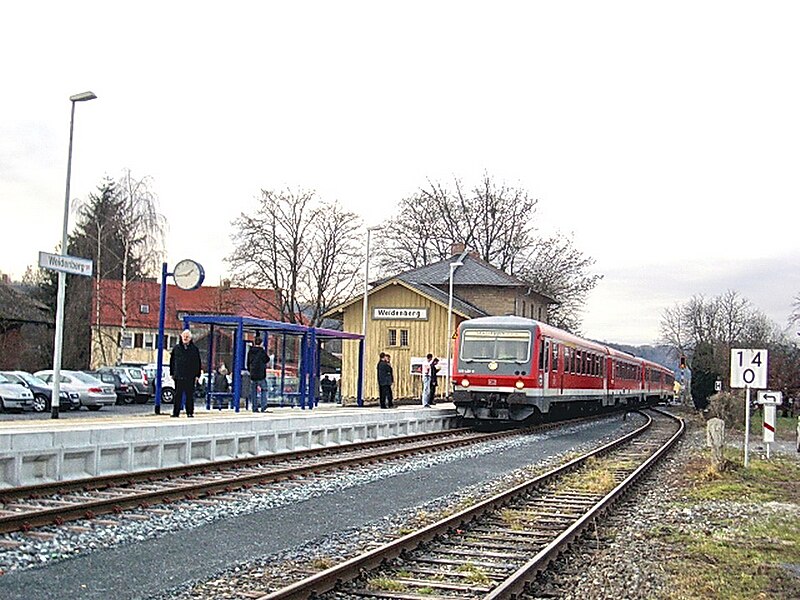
<box><xmin>0</xmin><ymin>273</ymin><xmax>9</xmax><ymax>285</ymax></box>
<box><xmin>450</xmin><ymin>242</ymin><xmax>466</xmax><ymax>256</ymax></box>
<box><xmin>221</xmin><ymin>278</ymin><xmax>231</xmax><ymax>290</ymax></box>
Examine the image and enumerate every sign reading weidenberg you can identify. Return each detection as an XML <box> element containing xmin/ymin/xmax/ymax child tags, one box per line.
<box><xmin>38</xmin><ymin>251</ymin><xmax>93</xmax><ymax>277</ymax></box>
<box><xmin>373</xmin><ymin>307</ymin><xmax>428</xmax><ymax>320</ymax></box>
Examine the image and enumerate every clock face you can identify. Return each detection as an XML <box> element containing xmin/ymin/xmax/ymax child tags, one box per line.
<box><xmin>173</xmin><ymin>259</ymin><xmax>204</xmax><ymax>290</ymax></box>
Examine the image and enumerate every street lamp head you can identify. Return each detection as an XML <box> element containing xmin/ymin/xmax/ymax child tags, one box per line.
<box><xmin>450</xmin><ymin>261</ymin><xmax>464</xmax><ymax>270</ymax></box>
<box><xmin>69</xmin><ymin>91</ymin><xmax>97</xmax><ymax>102</ymax></box>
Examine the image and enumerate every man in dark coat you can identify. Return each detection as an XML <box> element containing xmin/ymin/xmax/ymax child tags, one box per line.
<box><xmin>169</xmin><ymin>329</ymin><xmax>202</xmax><ymax>417</ymax></box>
<box><xmin>320</xmin><ymin>375</ymin><xmax>334</xmax><ymax>403</ymax></box>
<box><xmin>377</xmin><ymin>352</ymin><xmax>394</xmax><ymax>409</ymax></box>
<box><xmin>247</xmin><ymin>336</ymin><xmax>269</xmax><ymax>412</ymax></box>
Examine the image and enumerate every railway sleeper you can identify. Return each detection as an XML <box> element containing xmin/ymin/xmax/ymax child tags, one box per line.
<box><xmin>426</xmin><ymin>547</ymin><xmax>529</xmax><ymax>561</ymax></box>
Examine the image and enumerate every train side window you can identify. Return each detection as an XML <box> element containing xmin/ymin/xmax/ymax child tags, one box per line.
<box><xmin>551</xmin><ymin>343</ymin><xmax>559</xmax><ymax>372</ymax></box>
<box><xmin>538</xmin><ymin>340</ymin><xmax>545</xmax><ymax>371</ymax></box>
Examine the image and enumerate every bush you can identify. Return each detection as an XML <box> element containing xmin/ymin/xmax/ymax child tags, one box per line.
<box><xmin>705</xmin><ymin>391</ymin><xmax>746</xmax><ymax>429</ymax></box>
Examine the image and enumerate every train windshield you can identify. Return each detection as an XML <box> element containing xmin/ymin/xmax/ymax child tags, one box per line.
<box><xmin>459</xmin><ymin>329</ymin><xmax>531</xmax><ymax>363</ymax></box>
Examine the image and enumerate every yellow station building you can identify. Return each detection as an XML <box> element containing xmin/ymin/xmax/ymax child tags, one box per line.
<box><xmin>324</xmin><ymin>248</ymin><xmax>556</xmax><ymax>401</ymax></box>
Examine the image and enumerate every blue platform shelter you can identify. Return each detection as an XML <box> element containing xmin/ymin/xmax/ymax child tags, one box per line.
<box><xmin>181</xmin><ymin>315</ymin><xmax>363</xmax><ymax>412</ymax></box>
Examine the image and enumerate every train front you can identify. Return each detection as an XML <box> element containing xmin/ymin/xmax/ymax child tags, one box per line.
<box><xmin>451</xmin><ymin>316</ymin><xmax>540</xmax><ymax>427</ymax></box>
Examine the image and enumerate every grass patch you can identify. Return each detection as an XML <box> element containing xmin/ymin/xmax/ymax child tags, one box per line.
<box><xmin>659</xmin><ymin>514</ymin><xmax>800</xmax><ymax>599</ymax></box>
<box><xmin>367</xmin><ymin>577</ymin><xmax>407</xmax><ymax>592</ymax></box>
<box><xmin>561</xmin><ymin>457</ymin><xmax>618</xmax><ymax>495</ymax></box>
<box><xmin>684</xmin><ymin>449</ymin><xmax>800</xmax><ymax>504</ymax></box>
<box><xmin>457</xmin><ymin>562</ymin><xmax>492</xmax><ymax>586</ymax></box>
<box><xmin>658</xmin><ymin>443</ymin><xmax>800</xmax><ymax>599</ymax></box>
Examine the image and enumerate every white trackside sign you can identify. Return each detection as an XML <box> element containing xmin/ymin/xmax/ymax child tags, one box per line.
<box><xmin>730</xmin><ymin>348</ymin><xmax>768</xmax><ymax>389</ymax></box>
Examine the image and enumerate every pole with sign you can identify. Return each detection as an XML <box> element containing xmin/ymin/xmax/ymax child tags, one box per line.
<box><xmin>757</xmin><ymin>391</ymin><xmax>782</xmax><ymax>460</ymax></box>
<box><xmin>730</xmin><ymin>349</ymin><xmax>768</xmax><ymax>467</ymax></box>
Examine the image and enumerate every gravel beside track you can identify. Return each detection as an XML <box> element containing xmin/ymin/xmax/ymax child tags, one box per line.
<box><xmin>0</xmin><ymin>415</ymin><xmax>637</xmax><ymax>600</ymax></box>
<box><xmin>526</xmin><ymin>412</ymin><xmax>800</xmax><ymax>600</ymax></box>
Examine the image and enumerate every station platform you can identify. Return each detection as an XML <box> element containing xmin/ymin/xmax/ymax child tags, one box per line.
<box><xmin>0</xmin><ymin>403</ymin><xmax>459</xmax><ymax>489</ymax></box>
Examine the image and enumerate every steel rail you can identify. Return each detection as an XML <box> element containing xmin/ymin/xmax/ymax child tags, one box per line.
<box><xmin>255</xmin><ymin>412</ymin><xmax>663</xmax><ymax>600</ymax></box>
<box><xmin>486</xmin><ymin>407</ymin><xmax>684</xmax><ymax>599</ymax></box>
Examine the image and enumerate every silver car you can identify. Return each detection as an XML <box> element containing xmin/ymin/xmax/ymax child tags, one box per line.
<box><xmin>34</xmin><ymin>370</ymin><xmax>117</xmax><ymax>411</ymax></box>
<box><xmin>1</xmin><ymin>370</ymin><xmax>81</xmax><ymax>412</ymax></box>
<box><xmin>0</xmin><ymin>372</ymin><xmax>34</xmax><ymax>411</ymax></box>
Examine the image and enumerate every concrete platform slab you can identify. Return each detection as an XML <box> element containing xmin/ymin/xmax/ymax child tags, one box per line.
<box><xmin>0</xmin><ymin>404</ymin><xmax>459</xmax><ymax>488</ymax></box>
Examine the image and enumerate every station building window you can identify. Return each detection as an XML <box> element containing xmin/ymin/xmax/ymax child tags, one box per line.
<box><xmin>388</xmin><ymin>329</ymin><xmax>410</xmax><ymax>347</ymax></box>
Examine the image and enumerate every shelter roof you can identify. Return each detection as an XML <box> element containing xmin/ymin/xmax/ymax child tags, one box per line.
<box><xmin>183</xmin><ymin>314</ymin><xmax>363</xmax><ymax>341</ymax></box>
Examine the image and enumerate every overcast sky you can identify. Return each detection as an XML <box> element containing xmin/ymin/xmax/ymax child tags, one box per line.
<box><xmin>2</xmin><ymin>1</ymin><xmax>799</xmax><ymax>346</ymax></box>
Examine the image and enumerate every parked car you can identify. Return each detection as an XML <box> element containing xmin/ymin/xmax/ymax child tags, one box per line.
<box><xmin>0</xmin><ymin>370</ymin><xmax>81</xmax><ymax>412</ymax></box>
<box><xmin>143</xmin><ymin>363</ymin><xmax>175</xmax><ymax>404</ymax></box>
<box><xmin>111</xmin><ymin>365</ymin><xmax>151</xmax><ymax>403</ymax></box>
<box><xmin>34</xmin><ymin>370</ymin><xmax>117</xmax><ymax>411</ymax></box>
<box><xmin>0</xmin><ymin>372</ymin><xmax>34</xmax><ymax>411</ymax></box>
<box><xmin>88</xmin><ymin>370</ymin><xmax>136</xmax><ymax>405</ymax></box>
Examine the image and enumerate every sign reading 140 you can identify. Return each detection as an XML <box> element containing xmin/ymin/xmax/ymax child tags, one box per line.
<box><xmin>730</xmin><ymin>348</ymin><xmax>768</xmax><ymax>389</ymax></box>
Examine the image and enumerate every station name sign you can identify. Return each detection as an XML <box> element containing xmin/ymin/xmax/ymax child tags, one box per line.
<box><xmin>38</xmin><ymin>251</ymin><xmax>93</xmax><ymax>277</ymax></box>
<box><xmin>373</xmin><ymin>307</ymin><xmax>428</xmax><ymax>320</ymax></box>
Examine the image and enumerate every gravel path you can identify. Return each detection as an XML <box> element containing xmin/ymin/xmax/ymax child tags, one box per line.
<box><xmin>0</xmin><ymin>415</ymin><xmax>638</xmax><ymax>600</ymax></box>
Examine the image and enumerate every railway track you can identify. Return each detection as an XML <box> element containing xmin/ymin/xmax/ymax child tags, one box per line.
<box><xmin>0</xmin><ymin>427</ymin><xmax>538</xmax><ymax>534</ymax></box>
<box><xmin>255</xmin><ymin>408</ymin><xmax>683</xmax><ymax>600</ymax></box>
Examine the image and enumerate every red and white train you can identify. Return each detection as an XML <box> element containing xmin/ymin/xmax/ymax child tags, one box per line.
<box><xmin>452</xmin><ymin>316</ymin><xmax>674</xmax><ymax>426</ymax></box>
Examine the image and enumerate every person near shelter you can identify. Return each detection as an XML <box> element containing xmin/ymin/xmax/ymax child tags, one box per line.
<box><xmin>421</xmin><ymin>353</ymin><xmax>433</xmax><ymax>407</ymax></box>
<box><xmin>428</xmin><ymin>357</ymin><xmax>439</xmax><ymax>406</ymax></box>
<box><xmin>170</xmin><ymin>329</ymin><xmax>202</xmax><ymax>418</ymax></box>
<box><xmin>329</xmin><ymin>377</ymin><xmax>338</xmax><ymax>403</ymax></box>
<box><xmin>247</xmin><ymin>336</ymin><xmax>269</xmax><ymax>412</ymax></box>
<box><xmin>320</xmin><ymin>375</ymin><xmax>335</xmax><ymax>403</ymax></box>
<box><xmin>377</xmin><ymin>352</ymin><xmax>394</xmax><ymax>409</ymax></box>
<box><xmin>213</xmin><ymin>363</ymin><xmax>230</xmax><ymax>410</ymax></box>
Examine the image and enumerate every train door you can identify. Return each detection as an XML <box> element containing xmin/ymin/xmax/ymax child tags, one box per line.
<box><xmin>540</xmin><ymin>338</ymin><xmax>551</xmax><ymax>393</ymax></box>
<box><xmin>550</xmin><ymin>341</ymin><xmax>561</xmax><ymax>392</ymax></box>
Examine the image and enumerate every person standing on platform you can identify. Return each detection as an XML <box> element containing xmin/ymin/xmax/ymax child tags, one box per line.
<box><xmin>213</xmin><ymin>363</ymin><xmax>230</xmax><ymax>410</ymax></box>
<box><xmin>428</xmin><ymin>357</ymin><xmax>439</xmax><ymax>406</ymax></box>
<box><xmin>170</xmin><ymin>329</ymin><xmax>202</xmax><ymax>418</ymax></box>
<box><xmin>377</xmin><ymin>352</ymin><xmax>394</xmax><ymax>409</ymax></box>
<box><xmin>247</xmin><ymin>336</ymin><xmax>269</xmax><ymax>412</ymax></box>
<box><xmin>320</xmin><ymin>375</ymin><xmax>334</xmax><ymax>403</ymax></box>
<box><xmin>421</xmin><ymin>353</ymin><xmax>433</xmax><ymax>407</ymax></box>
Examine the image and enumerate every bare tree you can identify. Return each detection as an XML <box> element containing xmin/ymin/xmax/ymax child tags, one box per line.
<box><xmin>303</xmin><ymin>202</ymin><xmax>363</xmax><ymax>325</ymax></box>
<box><xmin>113</xmin><ymin>170</ymin><xmax>166</xmax><ymax>363</ymax></box>
<box><xmin>376</xmin><ymin>174</ymin><xmax>538</xmax><ymax>275</ymax></box>
<box><xmin>375</xmin><ymin>173</ymin><xmax>600</xmax><ymax>331</ymax></box>
<box><xmin>514</xmin><ymin>233</ymin><xmax>602</xmax><ymax>333</ymax></box>
<box><xmin>791</xmin><ymin>292</ymin><xmax>800</xmax><ymax>327</ymax></box>
<box><xmin>229</xmin><ymin>189</ymin><xmax>363</xmax><ymax>325</ymax></box>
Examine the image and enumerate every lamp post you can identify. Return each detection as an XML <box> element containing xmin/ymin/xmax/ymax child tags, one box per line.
<box><xmin>445</xmin><ymin>260</ymin><xmax>463</xmax><ymax>397</ymax></box>
<box><xmin>358</xmin><ymin>225</ymin><xmax>382</xmax><ymax>405</ymax></box>
<box><xmin>51</xmin><ymin>91</ymin><xmax>97</xmax><ymax>419</ymax></box>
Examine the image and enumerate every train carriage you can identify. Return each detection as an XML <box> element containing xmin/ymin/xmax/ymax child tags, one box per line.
<box><xmin>452</xmin><ymin>315</ymin><xmax>674</xmax><ymax>427</ymax></box>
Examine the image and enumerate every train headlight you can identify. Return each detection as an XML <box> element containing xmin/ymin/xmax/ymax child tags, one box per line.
<box><xmin>515</xmin><ymin>380</ymin><xmax>525</xmax><ymax>390</ymax></box>
<box><xmin>460</xmin><ymin>378</ymin><xmax>470</xmax><ymax>388</ymax></box>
